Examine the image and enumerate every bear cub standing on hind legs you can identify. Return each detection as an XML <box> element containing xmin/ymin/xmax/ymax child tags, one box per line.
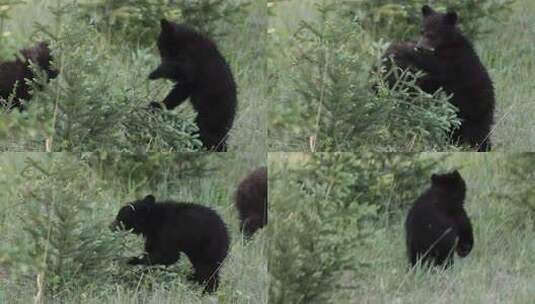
<box><xmin>405</xmin><ymin>170</ymin><xmax>474</xmax><ymax>268</ymax></box>
<box><xmin>111</xmin><ymin>195</ymin><xmax>230</xmax><ymax>293</ymax></box>
<box><xmin>148</xmin><ymin>19</ymin><xmax>237</xmax><ymax>152</ymax></box>
<box><xmin>0</xmin><ymin>42</ymin><xmax>59</xmax><ymax>111</ymax></box>
<box><xmin>235</xmin><ymin>166</ymin><xmax>268</xmax><ymax>239</ymax></box>
<box><xmin>379</xmin><ymin>5</ymin><xmax>495</xmax><ymax>151</ymax></box>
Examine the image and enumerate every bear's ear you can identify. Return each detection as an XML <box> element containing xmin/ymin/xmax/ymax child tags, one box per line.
<box><xmin>160</xmin><ymin>19</ymin><xmax>174</xmax><ymax>33</ymax></box>
<box><xmin>431</xmin><ymin>173</ymin><xmax>440</xmax><ymax>184</ymax></box>
<box><xmin>35</xmin><ymin>42</ymin><xmax>51</xmax><ymax>63</ymax></box>
<box><xmin>452</xmin><ymin>169</ymin><xmax>461</xmax><ymax>178</ymax></box>
<box><xmin>143</xmin><ymin>195</ymin><xmax>156</xmax><ymax>204</ymax></box>
<box><xmin>37</xmin><ymin>41</ymin><xmax>49</xmax><ymax>49</ymax></box>
<box><xmin>422</xmin><ymin>5</ymin><xmax>435</xmax><ymax>17</ymax></box>
<box><xmin>445</xmin><ymin>11</ymin><xmax>458</xmax><ymax>25</ymax></box>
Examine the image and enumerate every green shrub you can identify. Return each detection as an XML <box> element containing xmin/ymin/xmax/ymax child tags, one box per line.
<box><xmin>78</xmin><ymin>0</ymin><xmax>251</xmax><ymax>46</ymax></box>
<box><xmin>269</xmin><ymin>156</ymin><xmax>377</xmax><ymax>304</ymax></box>
<box><xmin>4</xmin><ymin>154</ymin><xmax>125</xmax><ymax>297</ymax></box>
<box><xmin>273</xmin><ymin>2</ymin><xmax>460</xmax><ymax>151</ymax></box>
<box><xmin>0</xmin><ymin>0</ymin><xmax>24</xmax><ymax>57</ymax></box>
<box><xmin>269</xmin><ymin>152</ymin><xmax>444</xmax><ymax>303</ymax></box>
<box><xmin>294</xmin><ymin>153</ymin><xmax>443</xmax><ymax>218</ymax></box>
<box><xmin>369</xmin><ymin>55</ymin><xmax>461</xmax><ymax>151</ymax></box>
<box><xmin>0</xmin><ymin>3</ymin><xmax>202</xmax><ymax>151</ymax></box>
<box><xmin>83</xmin><ymin>152</ymin><xmax>217</xmax><ymax>192</ymax></box>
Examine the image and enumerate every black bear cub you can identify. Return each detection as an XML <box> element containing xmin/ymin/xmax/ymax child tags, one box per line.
<box><xmin>379</xmin><ymin>5</ymin><xmax>495</xmax><ymax>152</ymax></box>
<box><xmin>111</xmin><ymin>194</ymin><xmax>230</xmax><ymax>293</ymax></box>
<box><xmin>0</xmin><ymin>42</ymin><xmax>59</xmax><ymax>110</ymax></box>
<box><xmin>405</xmin><ymin>170</ymin><xmax>474</xmax><ymax>268</ymax></box>
<box><xmin>149</xmin><ymin>19</ymin><xmax>237</xmax><ymax>152</ymax></box>
<box><xmin>235</xmin><ymin>166</ymin><xmax>267</xmax><ymax>238</ymax></box>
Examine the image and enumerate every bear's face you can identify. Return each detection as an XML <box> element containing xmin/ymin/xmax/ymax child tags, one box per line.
<box><xmin>416</xmin><ymin>5</ymin><xmax>459</xmax><ymax>53</ymax></box>
<box><xmin>111</xmin><ymin>195</ymin><xmax>156</xmax><ymax>234</ymax></box>
<box><xmin>22</xmin><ymin>42</ymin><xmax>59</xmax><ymax>80</ymax></box>
<box><xmin>431</xmin><ymin>169</ymin><xmax>466</xmax><ymax>202</ymax></box>
<box><xmin>148</xmin><ymin>19</ymin><xmax>197</xmax><ymax>83</ymax></box>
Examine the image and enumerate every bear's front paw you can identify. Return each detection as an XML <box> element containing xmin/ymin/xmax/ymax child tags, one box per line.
<box><xmin>127</xmin><ymin>257</ymin><xmax>142</xmax><ymax>265</ymax></box>
<box><xmin>456</xmin><ymin>243</ymin><xmax>472</xmax><ymax>257</ymax></box>
<box><xmin>147</xmin><ymin>101</ymin><xmax>163</xmax><ymax>113</ymax></box>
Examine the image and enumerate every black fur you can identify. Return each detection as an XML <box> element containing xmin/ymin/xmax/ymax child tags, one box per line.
<box><xmin>405</xmin><ymin>170</ymin><xmax>474</xmax><ymax>268</ymax></box>
<box><xmin>235</xmin><ymin>167</ymin><xmax>267</xmax><ymax>238</ymax></box>
<box><xmin>378</xmin><ymin>5</ymin><xmax>495</xmax><ymax>151</ymax></box>
<box><xmin>111</xmin><ymin>194</ymin><xmax>230</xmax><ymax>293</ymax></box>
<box><xmin>0</xmin><ymin>42</ymin><xmax>58</xmax><ymax>110</ymax></box>
<box><xmin>149</xmin><ymin>19</ymin><xmax>237</xmax><ymax>152</ymax></box>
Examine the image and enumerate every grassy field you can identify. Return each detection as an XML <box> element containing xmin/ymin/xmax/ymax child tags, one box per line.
<box><xmin>349</xmin><ymin>153</ymin><xmax>534</xmax><ymax>303</ymax></box>
<box><xmin>0</xmin><ymin>0</ymin><xmax>267</xmax><ymax>152</ymax></box>
<box><xmin>0</xmin><ymin>153</ymin><xmax>267</xmax><ymax>303</ymax></box>
<box><xmin>268</xmin><ymin>0</ymin><xmax>535</xmax><ymax>152</ymax></box>
<box><xmin>478</xmin><ymin>0</ymin><xmax>535</xmax><ymax>150</ymax></box>
<box><xmin>269</xmin><ymin>152</ymin><xmax>535</xmax><ymax>303</ymax></box>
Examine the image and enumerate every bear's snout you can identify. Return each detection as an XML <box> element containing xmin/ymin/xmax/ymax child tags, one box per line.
<box><xmin>109</xmin><ymin>219</ymin><xmax>121</xmax><ymax>231</ymax></box>
<box><xmin>415</xmin><ymin>39</ymin><xmax>435</xmax><ymax>53</ymax></box>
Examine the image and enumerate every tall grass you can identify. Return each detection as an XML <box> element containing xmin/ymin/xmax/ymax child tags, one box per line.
<box><xmin>268</xmin><ymin>152</ymin><xmax>535</xmax><ymax>303</ymax></box>
<box><xmin>0</xmin><ymin>0</ymin><xmax>267</xmax><ymax>152</ymax></box>
<box><xmin>268</xmin><ymin>0</ymin><xmax>535</xmax><ymax>152</ymax></box>
<box><xmin>478</xmin><ymin>0</ymin><xmax>535</xmax><ymax>151</ymax></box>
<box><xmin>0</xmin><ymin>152</ymin><xmax>267</xmax><ymax>303</ymax></box>
<box><xmin>346</xmin><ymin>153</ymin><xmax>534</xmax><ymax>303</ymax></box>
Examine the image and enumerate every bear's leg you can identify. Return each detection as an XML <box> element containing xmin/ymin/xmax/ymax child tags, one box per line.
<box><xmin>190</xmin><ymin>261</ymin><xmax>220</xmax><ymax>293</ymax></box>
<box><xmin>433</xmin><ymin>234</ymin><xmax>456</xmax><ymax>268</ymax></box>
<box><xmin>195</xmin><ymin>118</ymin><xmax>228</xmax><ymax>152</ymax></box>
<box><xmin>408</xmin><ymin>250</ymin><xmax>419</xmax><ymax>267</ymax></box>
<box><xmin>435</xmin><ymin>253</ymin><xmax>454</xmax><ymax>268</ymax></box>
<box><xmin>476</xmin><ymin>138</ymin><xmax>492</xmax><ymax>152</ymax></box>
<box><xmin>416</xmin><ymin>74</ymin><xmax>444</xmax><ymax>94</ymax></box>
<box><xmin>457</xmin><ymin>121</ymin><xmax>492</xmax><ymax>152</ymax></box>
<box><xmin>162</xmin><ymin>83</ymin><xmax>192</xmax><ymax>110</ymax></box>
<box><xmin>455</xmin><ymin>209</ymin><xmax>474</xmax><ymax>257</ymax></box>
<box><xmin>201</xmin><ymin>132</ymin><xmax>228</xmax><ymax>152</ymax></box>
<box><xmin>128</xmin><ymin>250</ymin><xmax>180</xmax><ymax>266</ymax></box>
<box><xmin>148</xmin><ymin>60</ymin><xmax>195</xmax><ymax>83</ymax></box>
<box><xmin>241</xmin><ymin>215</ymin><xmax>262</xmax><ymax>239</ymax></box>
<box><xmin>407</xmin><ymin>241</ymin><xmax>428</xmax><ymax>268</ymax></box>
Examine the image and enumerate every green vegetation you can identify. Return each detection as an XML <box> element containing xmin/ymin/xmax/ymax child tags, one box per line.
<box><xmin>345</xmin><ymin>0</ymin><xmax>515</xmax><ymax>41</ymax></box>
<box><xmin>268</xmin><ymin>0</ymin><xmax>533</xmax><ymax>151</ymax></box>
<box><xmin>269</xmin><ymin>2</ymin><xmax>459</xmax><ymax>152</ymax></box>
<box><xmin>0</xmin><ymin>0</ymin><xmax>267</xmax><ymax>152</ymax></box>
<box><xmin>0</xmin><ymin>152</ymin><xmax>267</xmax><ymax>303</ymax></box>
<box><xmin>269</xmin><ymin>152</ymin><xmax>535</xmax><ymax>303</ymax></box>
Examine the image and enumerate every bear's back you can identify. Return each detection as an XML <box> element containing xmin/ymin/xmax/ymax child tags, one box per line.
<box><xmin>150</xmin><ymin>202</ymin><xmax>230</xmax><ymax>260</ymax></box>
<box><xmin>0</xmin><ymin>59</ymin><xmax>32</xmax><ymax>100</ymax></box>
<box><xmin>236</xmin><ymin>167</ymin><xmax>267</xmax><ymax>213</ymax></box>
<box><xmin>406</xmin><ymin>188</ymin><xmax>459</xmax><ymax>246</ymax></box>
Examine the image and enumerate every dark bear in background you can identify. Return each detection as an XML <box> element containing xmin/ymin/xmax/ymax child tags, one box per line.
<box><xmin>235</xmin><ymin>166</ymin><xmax>267</xmax><ymax>238</ymax></box>
<box><xmin>148</xmin><ymin>19</ymin><xmax>237</xmax><ymax>152</ymax></box>
<box><xmin>405</xmin><ymin>170</ymin><xmax>474</xmax><ymax>268</ymax></box>
<box><xmin>111</xmin><ymin>194</ymin><xmax>230</xmax><ymax>293</ymax></box>
<box><xmin>0</xmin><ymin>42</ymin><xmax>59</xmax><ymax>110</ymax></box>
<box><xmin>378</xmin><ymin>5</ymin><xmax>495</xmax><ymax>152</ymax></box>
